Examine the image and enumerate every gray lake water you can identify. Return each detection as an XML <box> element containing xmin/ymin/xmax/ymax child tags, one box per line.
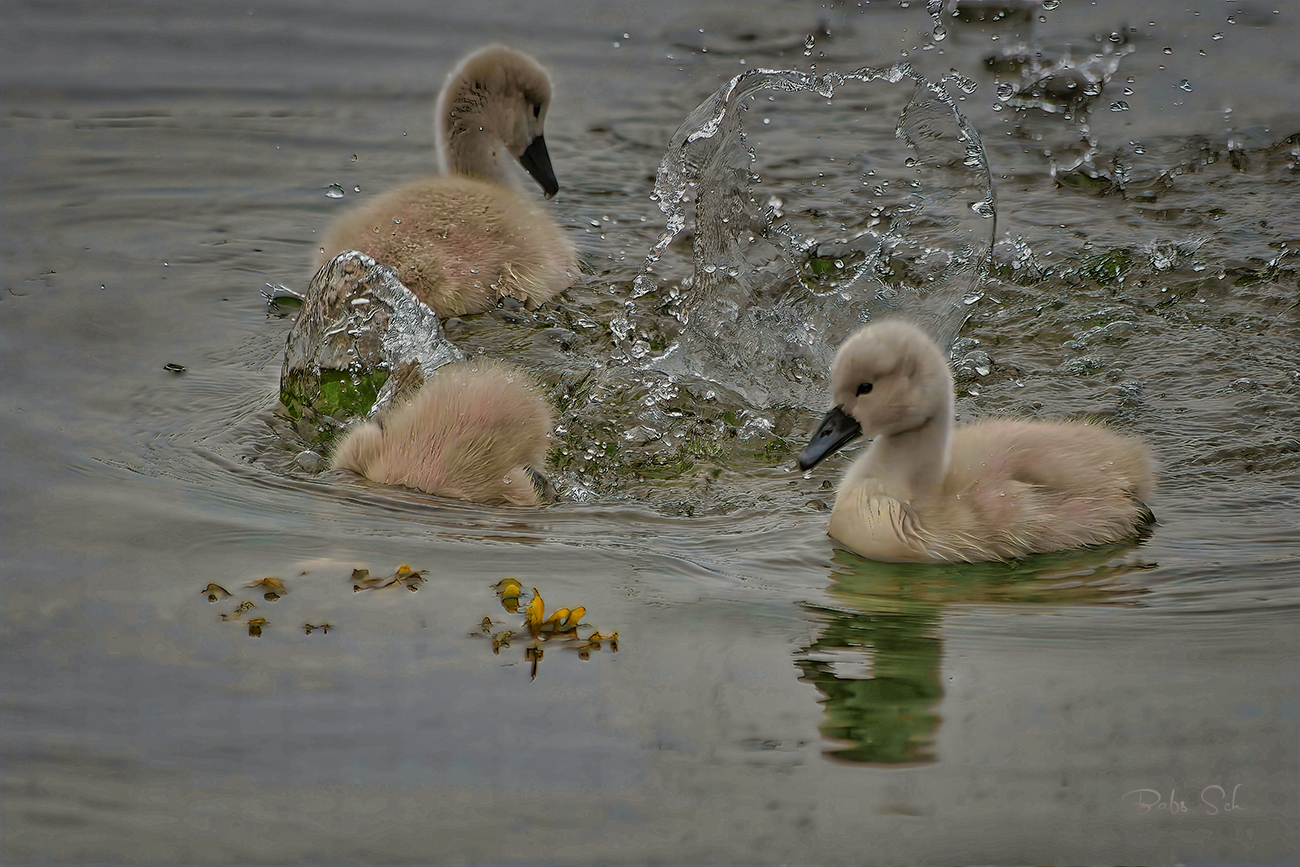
<box><xmin>2</xmin><ymin>0</ymin><xmax>1298</xmax><ymax>864</ymax></box>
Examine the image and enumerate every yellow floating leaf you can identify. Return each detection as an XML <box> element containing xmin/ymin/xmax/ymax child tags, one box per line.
<box><xmin>201</xmin><ymin>583</ymin><xmax>231</xmax><ymax>603</ymax></box>
<box><xmin>249</xmin><ymin>577</ymin><xmax>286</xmax><ymax>592</ymax></box>
<box><xmin>492</xmin><ymin>631</ymin><xmax>513</xmax><ymax>654</ymax></box>
<box><xmin>493</xmin><ymin>577</ymin><xmax>523</xmax><ymax>596</ymax></box>
<box><xmin>542</xmin><ymin>607</ymin><xmax>570</xmax><ymax>632</ymax></box>
<box><xmin>524</xmin><ymin>589</ymin><xmax>544</xmax><ymax>635</ymax></box>
<box><xmin>494</xmin><ymin>578</ymin><xmax>524</xmax><ymax>612</ymax></box>
<box><xmin>246</xmin><ymin>617</ymin><xmax>267</xmax><ymax>638</ymax></box>
<box><xmin>480</xmin><ymin>617</ymin><xmax>493</xmax><ymax>634</ymax></box>
<box><xmin>563</xmin><ymin>607</ymin><xmax>586</xmax><ymax>631</ymax></box>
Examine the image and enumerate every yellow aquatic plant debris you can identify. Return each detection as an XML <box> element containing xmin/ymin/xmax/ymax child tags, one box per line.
<box><xmin>524</xmin><ymin>589</ymin><xmax>545</xmax><ymax>635</ymax></box>
<box><xmin>201</xmin><ymin>583</ymin><xmax>231</xmax><ymax>602</ymax></box>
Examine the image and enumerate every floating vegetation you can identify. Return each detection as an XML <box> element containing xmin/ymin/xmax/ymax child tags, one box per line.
<box><xmin>200</xmin><ymin>583</ymin><xmax>231</xmax><ymax>603</ymax></box>
<box><xmin>349</xmin><ymin>564</ymin><xmax>428</xmax><ymax>593</ymax></box>
<box><xmin>247</xmin><ymin>576</ymin><xmax>288</xmax><ymax>601</ymax></box>
<box><xmin>478</xmin><ymin>579</ymin><xmax>618</xmax><ymax>680</ymax></box>
<box><xmin>220</xmin><ymin>600</ymin><xmax>256</xmax><ymax>621</ymax></box>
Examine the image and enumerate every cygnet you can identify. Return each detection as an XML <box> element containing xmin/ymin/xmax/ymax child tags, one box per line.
<box><xmin>318</xmin><ymin>45</ymin><xmax>576</xmax><ymax>317</ymax></box>
<box><xmin>798</xmin><ymin>320</ymin><xmax>1156</xmax><ymax>563</ymax></box>
<box><xmin>331</xmin><ymin>360</ymin><xmax>553</xmax><ymax>506</ymax></box>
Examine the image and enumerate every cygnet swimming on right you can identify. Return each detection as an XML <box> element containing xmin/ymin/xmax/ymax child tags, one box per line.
<box><xmin>798</xmin><ymin>320</ymin><xmax>1157</xmax><ymax>563</ymax></box>
<box><xmin>331</xmin><ymin>360</ymin><xmax>553</xmax><ymax>507</ymax></box>
<box><xmin>318</xmin><ymin>45</ymin><xmax>576</xmax><ymax>318</ymax></box>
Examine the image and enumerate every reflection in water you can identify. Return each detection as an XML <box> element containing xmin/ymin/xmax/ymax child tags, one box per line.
<box><xmin>796</xmin><ymin>544</ymin><xmax>1154</xmax><ymax>764</ymax></box>
<box><xmin>796</xmin><ymin>595</ymin><xmax>943</xmax><ymax>765</ymax></box>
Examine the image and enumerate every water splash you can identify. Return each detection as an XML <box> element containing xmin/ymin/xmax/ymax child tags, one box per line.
<box><xmin>279</xmin><ymin>252</ymin><xmax>463</xmax><ymax>441</ymax></box>
<box><xmin>616</xmin><ymin>62</ymin><xmax>996</xmax><ymax>409</ymax></box>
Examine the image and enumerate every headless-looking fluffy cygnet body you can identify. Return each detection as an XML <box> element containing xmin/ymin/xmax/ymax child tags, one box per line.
<box><xmin>318</xmin><ymin>45</ymin><xmax>575</xmax><ymax>317</ymax></box>
<box><xmin>331</xmin><ymin>361</ymin><xmax>553</xmax><ymax>507</ymax></box>
<box><xmin>798</xmin><ymin>320</ymin><xmax>1156</xmax><ymax>563</ymax></box>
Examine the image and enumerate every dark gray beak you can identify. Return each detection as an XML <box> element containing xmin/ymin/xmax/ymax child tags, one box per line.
<box><xmin>519</xmin><ymin>135</ymin><xmax>559</xmax><ymax>199</ymax></box>
<box><xmin>797</xmin><ymin>406</ymin><xmax>862</xmax><ymax>471</ymax></box>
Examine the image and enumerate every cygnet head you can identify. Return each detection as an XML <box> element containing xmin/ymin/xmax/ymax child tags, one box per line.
<box><xmin>436</xmin><ymin>45</ymin><xmax>559</xmax><ymax>197</ymax></box>
<box><xmin>798</xmin><ymin>320</ymin><xmax>954</xmax><ymax>470</ymax></box>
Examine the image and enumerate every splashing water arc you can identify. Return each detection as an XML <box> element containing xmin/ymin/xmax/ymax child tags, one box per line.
<box><xmin>618</xmin><ymin>62</ymin><xmax>997</xmax><ymax>410</ymax></box>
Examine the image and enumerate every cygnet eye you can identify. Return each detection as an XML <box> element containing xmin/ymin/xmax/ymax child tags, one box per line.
<box><xmin>532</xmin><ymin>102</ymin><xmax>542</xmax><ymax>118</ymax></box>
<box><xmin>856</xmin><ymin>382</ymin><xmax>873</xmax><ymax>396</ymax></box>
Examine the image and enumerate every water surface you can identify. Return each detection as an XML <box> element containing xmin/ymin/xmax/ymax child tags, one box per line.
<box><xmin>2</xmin><ymin>0</ymin><xmax>1297</xmax><ymax>864</ymax></box>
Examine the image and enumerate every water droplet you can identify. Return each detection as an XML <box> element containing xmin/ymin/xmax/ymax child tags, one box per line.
<box><xmin>1179</xmin><ymin>79</ymin><xmax>1193</xmax><ymax>91</ymax></box>
<box><xmin>905</xmin><ymin>157</ymin><xmax>917</xmax><ymax>167</ymax></box>
<box><xmin>351</xmin><ymin>154</ymin><xmax>358</xmax><ymax>162</ymax></box>
<box><xmin>1110</xmin><ymin>101</ymin><xmax>1130</xmax><ymax>111</ymax></box>
<box><xmin>1042</xmin><ymin>0</ymin><xmax>1060</xmax><ymax>8</ymax></box>
<box><xmin>1212</xmin><ymin>31</ymin><xmax>1225</xmax><ymax>39</ymax></box>
<box><xmin>804</xmin><ymin>34</ymin><xmax>815</xmax><ymax>57</ymax></box>
<box><xmin>1226</xmin><ymin>15</ymin><xmax>1236</xmax><ymax>24</ymax></box>
<box><xmin>1163</xmin><ymin>46</ymin><xmax>1172</xmax><ymax>55</ymax></box>
<box><xmin>353</xmin><ymin>185</ymin><xmax>361</xmax><ymax>193</ymax></box>
<box><xmin>950</xmin><ymin>71</ymin><xmax>976</xmax><ymax>93</ymax></box>
<box><xmin>324</xmin><ymin>184</ymin><xmax>345</xmax><ymax>199</ymax></box>
<box><xmin>393</xmin><ymin>218</ymin><xmax>401</xmax><ymax>225</ymax></box>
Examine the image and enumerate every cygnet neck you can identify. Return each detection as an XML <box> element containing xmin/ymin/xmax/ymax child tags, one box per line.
<box><xmin>861</xmin><ymin>389</ymin><xmax>954</xmax><ymax>500</ymax></box>
<box><xmin>436</xmin><ymin>70</ymin><xmax>522</xmax><ymax>187</ymax></box>
<box><xmin>440</xmin><ymin>123</ymin><xmax>512</xmax><ymax>185</ymax></box>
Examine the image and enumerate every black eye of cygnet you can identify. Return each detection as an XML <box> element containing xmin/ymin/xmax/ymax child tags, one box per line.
<box><xmin>532</xmin><ymin>103</ymin><xmax>542</xmax><ymax>118</ymax></box>
<box><xmin>856</xmin><ymin>382</ymin><xmax>873</xmax><ymax>396</ymax></box>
